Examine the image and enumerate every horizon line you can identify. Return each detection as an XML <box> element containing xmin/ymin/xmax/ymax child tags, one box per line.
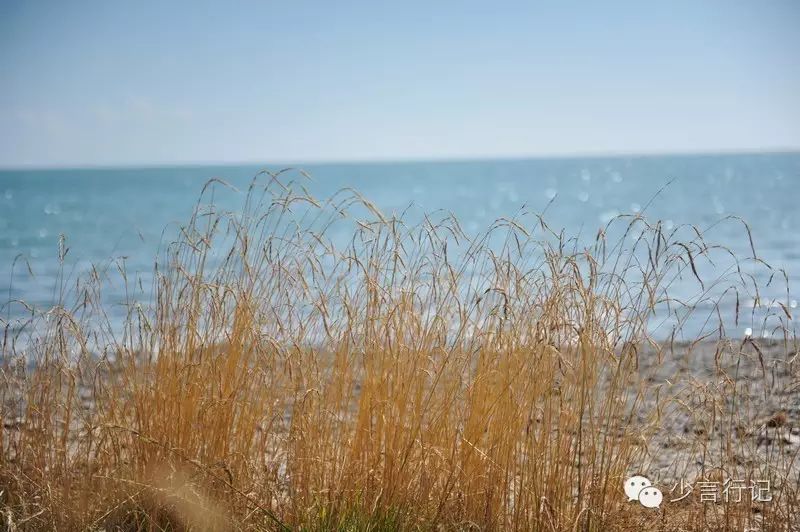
<box><xmin>1</xmin><ymin>146</ymin><xmax>799</xmax><ymax>172</ymax></box>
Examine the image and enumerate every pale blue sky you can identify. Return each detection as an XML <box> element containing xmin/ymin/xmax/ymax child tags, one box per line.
<box><xmin>1</xmin><ymin>0</ymin><xmax>798</xmax><ymax>168</ymax></box>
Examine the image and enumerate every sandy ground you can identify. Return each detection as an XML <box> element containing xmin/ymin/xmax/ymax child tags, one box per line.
<box><xmin>614</xmin><ymin>337</ymin><xmax>800</xmax><ymax>529</ymax></box>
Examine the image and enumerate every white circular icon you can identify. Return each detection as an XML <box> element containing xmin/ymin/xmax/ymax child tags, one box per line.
<box><xmin>624</xmin><ymin>475</ymin><xmax>652</xmax><ymax>501</ymax></box>
<box><xmin>638</xmin><ymin>486</ymin><xmax>663</xmax><ymax>508</ymax></box>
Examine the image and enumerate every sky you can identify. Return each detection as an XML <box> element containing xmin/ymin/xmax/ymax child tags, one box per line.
<box><xmin>0</xmin><ymin>0</ymin><xmax>799</xmax><ymax>168</ymax></box>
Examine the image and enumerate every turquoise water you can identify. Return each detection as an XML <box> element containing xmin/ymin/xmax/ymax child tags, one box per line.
<box><xmin>2</xmin><ymin>152</ymin><xmax>799</xmax><ymax>340</ymax></box>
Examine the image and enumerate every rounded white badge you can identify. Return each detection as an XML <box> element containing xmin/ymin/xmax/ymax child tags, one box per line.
<box><xmin>624</xmin><ymin>475</ymin><xmax>652</xmax><ymax>501</ymax></box>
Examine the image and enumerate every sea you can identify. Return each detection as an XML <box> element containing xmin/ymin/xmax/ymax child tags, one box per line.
<box><xmin>2</xmin><ymin>152</ymin><xmax>799</xmax><ymax>343</ymax></box>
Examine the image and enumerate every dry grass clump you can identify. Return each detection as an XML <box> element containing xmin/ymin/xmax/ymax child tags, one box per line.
<box><xmin>1</xmin><ymin>172</ymin><xmax>798</xmax><ymax>530</ymax></box>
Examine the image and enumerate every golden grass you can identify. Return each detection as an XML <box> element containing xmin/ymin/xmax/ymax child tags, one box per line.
<box><xmin>1</xmin><ymin>172</ymin><xmax>798</xmax><ymax>530</ymax></box>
